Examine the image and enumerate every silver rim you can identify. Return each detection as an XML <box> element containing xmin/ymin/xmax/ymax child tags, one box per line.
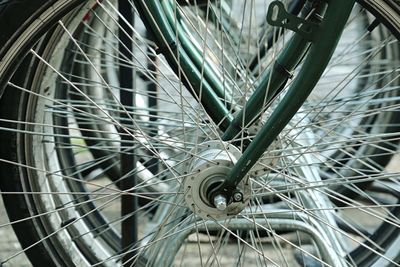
<box><xmin>0</xmin><ymin>1</ymin><xmax>399</xmax><ymax>266</ymax></box>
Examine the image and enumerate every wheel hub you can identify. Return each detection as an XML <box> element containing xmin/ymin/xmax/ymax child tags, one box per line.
<box><xmin>184</xmin><ymin>141</ymin><xmax>250</xmax><ymax>220</ymax></box>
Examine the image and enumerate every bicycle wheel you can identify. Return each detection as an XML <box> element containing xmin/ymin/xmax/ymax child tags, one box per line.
<box><xmin>0</xmin><ymin>1</ymin><xmax>399</xmax><ymax>266</ymax></box>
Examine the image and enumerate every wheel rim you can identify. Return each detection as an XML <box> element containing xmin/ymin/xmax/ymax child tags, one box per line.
<box><xmin>0</xmin><ymin>1</ymin><xmax>399</xmax><ymax>266</ymax></box>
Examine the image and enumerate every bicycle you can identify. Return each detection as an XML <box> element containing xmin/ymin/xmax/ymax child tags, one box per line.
<box><xmin>0</xmin><ymin>0</ymin><xmax>399</xmax><ymax>266</ymax></box>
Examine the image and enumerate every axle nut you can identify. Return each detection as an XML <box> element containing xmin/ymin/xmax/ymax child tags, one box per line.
<box><xmin>213</xmin><ymin>195</ymin><xmax>227</xmax><ymax>211</ymax></box>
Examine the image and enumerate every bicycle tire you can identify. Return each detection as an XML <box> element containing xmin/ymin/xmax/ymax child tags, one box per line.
<box><xmin>0</xmin><ymin>1</ymin><xmax>399</xmax><ymax>266</ymax></box>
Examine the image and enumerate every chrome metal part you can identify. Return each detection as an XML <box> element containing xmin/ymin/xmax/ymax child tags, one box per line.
<box><xmin>233</xmin><ymin>191</ymin><xmax>243</xmax><ymax>202</ymax></box>
<box><xmin>213</xmin><ymin>195</ymin><xmax>227</xmax><ymax>211</ymax></box>
<box><xmin>184</xmin><ymin>141</ymin><xmax>250</xmax><ymax>220</ymax></box>
<box><xmin>267</xmin><ymin>1</ymin><xmax>320</xmax><ymax>41</ymax></box>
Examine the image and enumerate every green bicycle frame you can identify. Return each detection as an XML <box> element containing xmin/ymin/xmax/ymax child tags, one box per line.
<box><xmin>134</xmin><ymin>0</ymin><xmax>235</xmax><ymax>130</ymax></box>
<box><xmin>222</xmin><ymin>0</ymin><xmax>356</xmax><ymax>195</ymax></box>
<box><xmin>133</xmin><ymin>0</ymin><xmax>357</xmax><ymax>198</ymax></box>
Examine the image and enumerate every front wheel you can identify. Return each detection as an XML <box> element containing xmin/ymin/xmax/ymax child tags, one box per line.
<box><xmin>0</xmin><ymin>1</ymin><xmax>400</xmax><ymax>266</ymax></box>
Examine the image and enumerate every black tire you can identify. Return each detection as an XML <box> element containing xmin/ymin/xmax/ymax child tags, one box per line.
<box><xmin>0</xmin><ymin>1</ymin><xmax>400</xmax><ymax>266</ymax></box>
<box><xmin>0</xmin><ymin>2</ymin><xmax>87</xmax><ymax>266</ymax></box>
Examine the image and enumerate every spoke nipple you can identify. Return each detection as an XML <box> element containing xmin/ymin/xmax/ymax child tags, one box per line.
<box><xmin>214</xmin><ymin>195</ymin><xmax>227</xmax><ymax>211</ymax></box>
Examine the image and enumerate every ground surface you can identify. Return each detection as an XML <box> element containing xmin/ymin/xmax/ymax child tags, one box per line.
<box><xmin>1</xmin><ymin>155</ymin><xmax>399</xmax><ymax>266</ymax></box>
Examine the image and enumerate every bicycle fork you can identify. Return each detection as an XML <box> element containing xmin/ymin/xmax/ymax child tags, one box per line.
<box><xmin>215</xmin><ymin>0</ymin><xmax>357</xmax><ymax>210</ymax></box>
<box><xmin>212</xmin><ymin>1</ymin><xmax>356</xmax><ymax>266</ymax></box>
<box><xmin>136</xmin><ymin>0</ymin><xmax>356</xmax><ymax>265</ymax></box>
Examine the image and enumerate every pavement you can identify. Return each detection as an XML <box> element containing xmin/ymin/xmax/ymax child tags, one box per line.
<box><xmin>0</xmin><ymin>155</ymin><xmax>399</xmax><ymax>266</ymax></box>
<box><xmin>0</xmin><ymin>197</ymin><xmax>31</xmax><ymax>267</ymax></box>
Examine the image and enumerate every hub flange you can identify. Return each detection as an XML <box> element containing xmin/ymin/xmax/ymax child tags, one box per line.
<box><xmin>184</xmin><ymin>141</ymin><xmax>250</xmax><ymax>220</ymax></box>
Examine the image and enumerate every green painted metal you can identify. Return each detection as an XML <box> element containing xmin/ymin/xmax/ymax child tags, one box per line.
<box><xmin>161</xmin><ymin>0</ymin><xmax>237</xmax><ymax>108</ymax></box>
<box><xmin>222</xmin><ymin>1</ymin><xmax>325</xmax><ymax>141</ymax></box>
<box><xmin>221</xmin><ymin>33</ymin><xmax>312</xmax><ymax>141</ymax></box>
<box><xmin>222</xmin><ymin>0</ymin><xmax>357</xmax><ymax>193</ymax></box>
<box><xmin>133</xmin><ymin>0</ymin><xmax>234</xmax><ymax>130</ymax></box>
<box><xmin>207</xmin><ymin>1</ymin><xmax>242</xmax><ymax>46</ymax></box>
<box><xmin>134</xmin><ymin>0</ymin><xmax>357</xmax><ymax>198</ymax></box>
